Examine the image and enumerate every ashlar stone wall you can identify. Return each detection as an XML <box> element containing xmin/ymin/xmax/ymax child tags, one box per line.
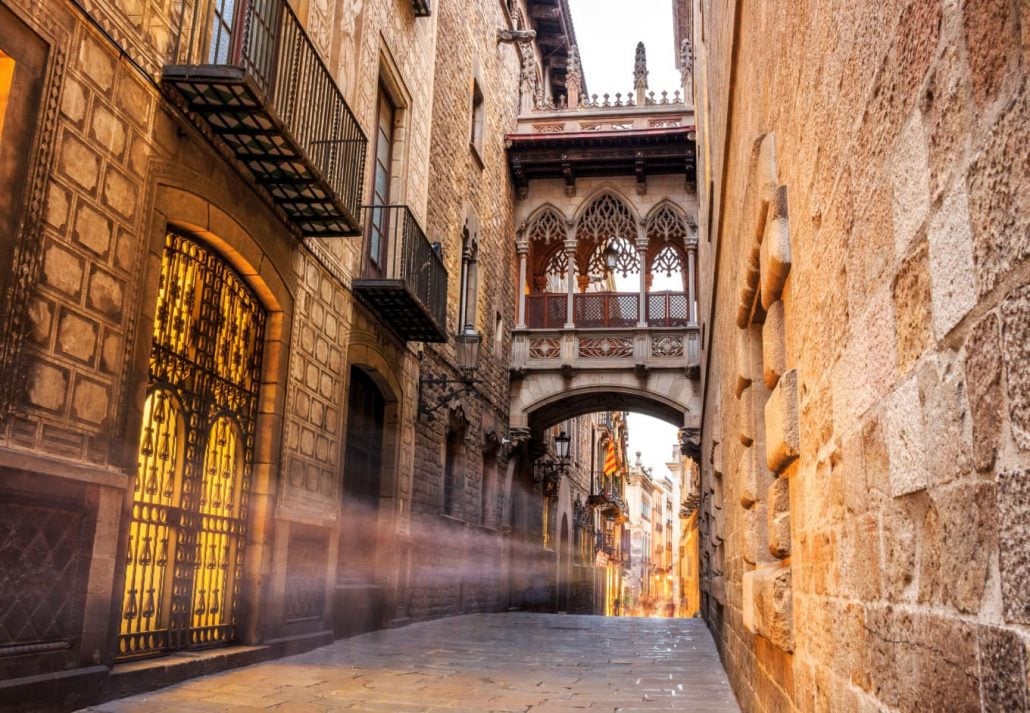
<box><xmin>692</xmin><ymin>0</ymin><xmax>1029</xmax><ymax>710</ymax></box>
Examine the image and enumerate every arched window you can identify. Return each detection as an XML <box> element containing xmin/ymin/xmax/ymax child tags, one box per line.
<box><xmin>120</xmin><ymin>231</ymin><xmax>265</xmax><ymax>660</ymax></box>
<box><xmin>576</xmin><ymin>193</ymin><xmax>637</xmax><ymax>246</ymax></box>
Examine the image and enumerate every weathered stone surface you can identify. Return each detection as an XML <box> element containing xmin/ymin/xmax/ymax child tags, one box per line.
<box><xmin>27</xmin><ymin>297</ymin><xmax>53</xmax><ymax>344</ymax></box>
<box><xmin>764</xmin><ymin>369</ymin><xmax>799</xmax><ymax>473</ymax></box>
<box><xmin>927</xmin><ymin>184</ymin><xmax>977</xmax><ymax>339</ymax></box>
<box><xmin>997</xmin><ymin>468</ymin><xmax>1030</xmax><ymax>624</ymax></box>
<box><xmin>923</xmin><ymin>482</ymin><xmax>995</xmax><ymax>614</ymax></box>
<box><xmin>964</xmin><ymin>312</ymin><xmax>1002</xmax><ymax>471</ymax></box>
<box><xmin>102</xmin><ymin>168</ymin><xmax>137</xmax><ymax>219</ymax></box>
<box><xmin>766</xmin><ymin>477</ymin><xmax>790</xmax><ymax>559</ymax></box>
<box><xmin>884</xmin><ymin>374</ymin><xmax>927</xmax><ymax>496</ymax></box>
<box><xmin>78</xmin><ymin>35</ymin><xmax>116</xmax><ymax>91</ymax></box>
<box><xmin>895</xmin><ymin>613</ymin><xmax>981</xmax><ymax>713</ymax></box>
<box><xmin>28</xmin><ymin>363</ymin><xmax>68</xmax><ymax>412</ymax></box>
<box><xmin>889</xmin><ymin>111</ymin><xmax>931</xmax><ymax>258</ymax></box>
<box><xmin>751</xmin><ymin>566</ymin><xmax>793</xmax><ymax>653</ymax></box>
<box><xmin>1000</xmin><ymin>284</ymin><xmax>1030</xmax><ymax>451</ymax></box>
<box><xmin>74</xmin><ymin>203</ymin><xmax>113</xmax><ymax>257</ymax></box>
<box><xmin>762</xmin><ymin>299</ymin><xmax>786</xmax><ymax>389</ymax></box>
<box><xmin>57</xmin><ymin>310</ymin><xmax>98</xmax><ymax>364</ymax></box>
<box><xmin>840</xmin><ymin>513</ymin><xmax>880</xmax><ymax>601</ymax></box>
<box><xmin>892</xmin><ymin>239</ymin><xmax>933</xmax><ymax>373</ymax></box>
<box><xmin>962</xmin><ymin>0</ymin><xmax>1021</xmax><ymax>107</ymax></box>
<box><xmin>966</xmin><ymin>82</ymin><xmax>1029</xmax><ymax>296</ymax></box>
<box><xmin>740</xmin><ymin>446</ymin><xmax>772</xmax><ymax>509</ymax></box>
<box><xmin>72</xmin><ymin>378</ymin><xmax>109</xmax><ymax>425</ymax></box>
<box><xmin>735</xmin><ymin>330</ymin><xmax>752</xmax><ymax>397</ymax></box>
<box><xmin>739</xmin><ymin>385</ymin><xmax>755</xmax><ymax>447</ymax></box>
<box><xmin>881</xmin><ymin>497</ymin><xmax>918</xmax><ymax>602</ymax></box>
<box><xmin>917</xmin><ymin>350</ymin><xmax>972</xmax><ymax>486</ymax></box>
<box><xmin>61</xmin><ymin>136</ymin><xmax>100</xmax><ymax>191</ymax></box>
<box><xmin>43</xmin><ymin>243</ymin><xmax>85</xmax><ymax>297</ymax></box>
<box><xmin>976</xmin><ymin>625</ymin><xmax>1029</xmax><ymax>712</ymax></box>
<box><xmin>713</xmin><ymin>440</ymin><xmax>724</xmax><ymax>478</ymax></box>
<box><xmin>743</xmin><ymin>503</ymin><xmax>769</xmax><ymax>566</ymax></box>
<box><xmin>760</xmin><ymin>187</ymin><xmax>791</xmax><ymax>309</ymax></box>
<box><xmin>90</xmin><ymin>104</ymin><xmax>127</xmax><ymax>158</ymax></box>
<box><xmin>87</xmin><ymin>269</ymin><xmax>124</xmax><ymax>316</ymax></box>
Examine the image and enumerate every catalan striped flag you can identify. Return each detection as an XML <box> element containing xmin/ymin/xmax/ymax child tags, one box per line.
<box><xmin>604</xmin><ymin>439</ymin><xmax>618</xmax><ymax>476</ymax></box>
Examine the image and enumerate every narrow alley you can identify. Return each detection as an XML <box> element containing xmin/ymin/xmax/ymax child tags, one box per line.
<box><xmin>80</xmin><ymin>614</ymin><xmax>739</xmax><ymax>713</ymax></box>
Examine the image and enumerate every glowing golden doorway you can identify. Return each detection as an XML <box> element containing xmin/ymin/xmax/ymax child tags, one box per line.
<box><xmin>119</xmin><ymin>232</ymin><xmax>265</xmax><ymax>659</ymax></box>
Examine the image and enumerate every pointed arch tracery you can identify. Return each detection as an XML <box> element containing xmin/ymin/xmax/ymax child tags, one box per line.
<box><xmin>524</xmin><ymin>204</ymin><xmax>568</xmax><ymax>245</ymax></box>
<box><xmin>644</xmin><ymin>201</ymin><xmax>695</xmax><ymax>246</ymax></box>
<box><xmin>575</xmin><ymin>192</ymin><xmax>638</xmax><ymax>245</ymax></box>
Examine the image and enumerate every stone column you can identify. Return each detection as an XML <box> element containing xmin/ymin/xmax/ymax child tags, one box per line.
<box><xmin>516</xmin><ymin>234</ymin><xmax>529</xmax><ymax>329</ymax></box>
<box><xmin>687</xmin><ymin>247</ymin><xmax>697</xmax><ymax>324</ymax></box>
<box><xmin>564</xmin><ymin>222</ymin><xmax>577</xmax><ymax>329</ymax></box>
<box><xmin>636</xmin><ymin>225</ymin><xmax>649</xmax><ymax>327</ymax></box>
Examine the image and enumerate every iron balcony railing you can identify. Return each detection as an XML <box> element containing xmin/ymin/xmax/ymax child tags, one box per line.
<box><xmin>524</xmin><ymin>291</ymin><xmax>693</xmax><ymax>329</ymax></box>
<box><xmin>166</xmin><ymin>0</ymin><xmax>367</xmax><ymax>235</ymax></box>
<box><xmin>355</xmin><ymin>205</ymin><xmax>448</xmax><ymax>341</ymax></box>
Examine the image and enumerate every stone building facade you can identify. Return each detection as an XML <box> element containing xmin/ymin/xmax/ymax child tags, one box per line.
<box><xmin>0</xmin><ymin>0</ymin><xmax>593</xmax><ymax>708</ymax></box>
<box><xmin>689</xmin><ymin>0</ymin><xmax>1029</xmax><ymax>710</ymax></box>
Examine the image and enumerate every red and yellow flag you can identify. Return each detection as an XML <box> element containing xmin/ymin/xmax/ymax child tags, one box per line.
<box><xmin>604</xmin><ymin>439</ymin><xmax>618</xmax><ymax>476</ymax></box>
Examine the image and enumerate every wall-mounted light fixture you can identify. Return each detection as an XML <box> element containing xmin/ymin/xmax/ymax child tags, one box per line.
<box><xmin>533</xmin><ymin>430</ymin><xmax>570</xmax><ymax>497</ymax></box>
<box><xmin>418</xmin><ymin>327</ymin><xmax>482</xmax><ymax>419</ymax></box>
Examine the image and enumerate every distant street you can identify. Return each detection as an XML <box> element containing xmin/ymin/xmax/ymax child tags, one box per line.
<box><xmin>81</xmin><ymin>613</ymin><xmax>740</xmax><ymax>712</ymax></box>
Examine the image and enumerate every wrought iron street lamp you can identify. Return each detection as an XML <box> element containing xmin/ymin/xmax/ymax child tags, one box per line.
<box><xmin>418</xmin><ymin>326</ymin><xmax>482</xmax><ymax>419</ymax></box>
<box><xmin>534</xmin><ymin>430</ymin><xmax>570</xmax><ymax>497</ymax></box>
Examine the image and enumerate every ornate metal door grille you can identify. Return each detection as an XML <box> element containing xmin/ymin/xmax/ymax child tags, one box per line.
<box><xmin>119</xmin><ymin>231</ymin><xmax>265</xmax><ymax>660</ymax></box>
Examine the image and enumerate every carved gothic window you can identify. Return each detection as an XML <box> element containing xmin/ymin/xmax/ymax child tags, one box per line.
<box><xmin>542</xmin><ymin>245</ymin><xmax>569</xmax><ymax>288</ymax></box>
<box><xmin>645</xmin><ymin>203</ymin><xmax>694</xmax><ymax>246</ymax></box>
<box><xmin>576</xmin><ymin>193</ymin><xmax>637</xmax><ymax>246</ymax></box>
<box><xmin>651</xmin><ymin>244</ymin><xmax>685</xmax><ymax>278</ymax></box>
<box><xmin>525</xmin><ymin>206</ymin><xmax>566</xmax><ymax>245</ymax></box>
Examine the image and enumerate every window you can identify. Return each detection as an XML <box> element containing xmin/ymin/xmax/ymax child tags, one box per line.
<box><xmin>367</xmin><ymin>89</ymin><xmax>395</xmax><ymax>275</ymax></box>
<box><xmin>470</xmin><ymin>78</ymin><xmax>484</xmax><ymax>158</ymax></box>
<box><xmin>0</xmin><ymin>51</ymin><xmax>13</xmax><ymax>140</ymax></box>
<box><xmin>458</xmin><ymin>219</ymin><xmax>479</xmax><ymax>331</ymax></box>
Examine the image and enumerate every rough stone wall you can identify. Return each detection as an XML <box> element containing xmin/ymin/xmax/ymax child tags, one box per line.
<box><xmin>693</xmin><ymin>0</ymin><xmax>1029</xmax><ymax>711</ymax></box>
<box><xmin>402</xmin><ymin>0</ymin><xmax>523</xmax><ymax>623</ymax></box>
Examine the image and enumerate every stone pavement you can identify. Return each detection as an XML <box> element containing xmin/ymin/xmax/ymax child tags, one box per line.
<box><xmin>81</xmin><ymin>613</ymin><xmax>740</xmax><ymax>712</ymax></box>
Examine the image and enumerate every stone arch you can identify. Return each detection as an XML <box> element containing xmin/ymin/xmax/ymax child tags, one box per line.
<box><xmin>511</xmin><ymin>373</ymin><xmax>700</xmax><ymax>433</ymax></box>
<box><xmin>343</xmin><ymin>341</ymin><xmax>404</xmax><ymax>512</ymax></box>
<box><xmin>643</xmin><ymin>199</ymin><xmax>694</xmax><ymax>245</ymax></box>
<box><xmin>574</xmin><ymin>189</ymin><xmax>639</xmax><ymax>245</ymax></box>
<box><xmin>128</xmin><ymin>182</ymin><xmax>294</xmax><ymax>647</ymax></box>
<box><xmin>522</xmin><ymin>203</ymin><xmax>569</xmax><ymax>244</ymax></box>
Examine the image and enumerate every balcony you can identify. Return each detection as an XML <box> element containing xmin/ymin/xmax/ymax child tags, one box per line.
<box><xmin>353</xmin><ymin>205</ymin><xmax>448</xmax><ymax>343</ymax></box>
<box><xmin>163</xmin><ymin>0</ymin><xmax>367</xmax><ymax>236</ymax></box>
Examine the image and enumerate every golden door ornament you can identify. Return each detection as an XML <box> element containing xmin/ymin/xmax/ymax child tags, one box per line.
<box><xmin>119</xmin><ymin>231</ymin><xmax>265</xmax><ymax>659</ymax></box>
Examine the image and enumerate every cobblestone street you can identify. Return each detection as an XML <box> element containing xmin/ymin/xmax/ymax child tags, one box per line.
<box><xmin>81</xmin><ymin>614</ymin><xmax>739</xmax><ymax>713</ymax></box>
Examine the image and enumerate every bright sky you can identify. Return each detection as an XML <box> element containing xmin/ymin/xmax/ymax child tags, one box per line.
<box><xmin>566</xmin><ymin>0</ymin><xmax>682</xmax><ymax>100</ymax></box>
<box><xmin>565</xmin><ymin>0</ymin><xmax>682</xmax><ymax>475</ymax></box>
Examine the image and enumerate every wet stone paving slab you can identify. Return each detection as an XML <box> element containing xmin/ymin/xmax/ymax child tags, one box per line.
<box><xmin>81</xmin><ymin>613</ymin><xmax>741</xmax><ymax>713</ymax></box>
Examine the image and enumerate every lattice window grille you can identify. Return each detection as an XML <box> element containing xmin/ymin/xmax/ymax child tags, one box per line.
<box><xmin>542</xmin><ymin>245</ymin><xmax>569</xmax><ymax>283</ymax></box>
<box><xmin>576</xmin><ymin>193</ymin><xmax>637</xmax><ymax>244</ymax></box>
<box><xmin>645</xmin><ymin>204</ymin><xmax>692</xmax><ymax>245</ymax></box>
<box><xmin>526</xmin><ymin>207</ymin><xmax>567</xmax><ymax>244</ymax></box>
<box><xmin>652</xmin><ymin>244</ymin><xmax>685</xmax><ymax>278</ymax></box>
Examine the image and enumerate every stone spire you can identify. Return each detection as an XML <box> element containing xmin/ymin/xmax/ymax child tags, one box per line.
<box><xmin>633</xmin><ymin>41</ymin><xmax>648</xmax><ymax>104</ymax></box>
<box><xmin>566</xmin><ymin>44</ymin><xmax>583</xmax><ymax>108</ymax></box>
<box><xmin>679</xmin><ymin>38</ymin><xmax>694</xmax><ymax>107</ymax></box>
